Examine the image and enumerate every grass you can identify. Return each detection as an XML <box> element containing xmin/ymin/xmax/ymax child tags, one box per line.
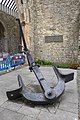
<box><xmin>35</xmin><ymin>59</ymin><xmax>53</xmax><ymax>66</ymax></box>
<box><xmin>35</xmin><ymin>59</ymin><xmax>70</xmax><ymax>68</ymax></box>
<box><xmin>35</xmin><ymin>59</ymin><xmax>79</xmax><ymax>69</ymax></box>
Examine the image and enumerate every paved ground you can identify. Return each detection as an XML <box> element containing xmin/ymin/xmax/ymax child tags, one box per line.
<box><xmin>77</xmin><ymin>69</ymin><xmax>80</xmax><ymax>120</ymax></box>
<box><xmin>0</xmin><ymin>66</ymin><xmax>78</xmax><ymax>120</ymax></box>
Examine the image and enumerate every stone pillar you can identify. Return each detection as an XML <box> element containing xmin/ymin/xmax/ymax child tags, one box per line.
<box><xmin>15</xmin><ymin>0</ymin><xmax>30</xmax><ymax>50</ymax></box>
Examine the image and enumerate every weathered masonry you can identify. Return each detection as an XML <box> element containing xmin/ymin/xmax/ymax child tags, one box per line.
<box><xmin>19</xmin><ymin>0</ymin><xmax>79</xmax><ymax>64</ymax></box>
<box><xmin>31</xmin><ymin>0</ymin><xmax>80</xmax><ymax>63</ymax></box>
<box><xmin>0</xmin><ymin>1</ymin><xmax>20</xmax><ymax>55</ymax></box>
<box><xmin>16</xmin><ymin>0</ymin><xmax>80</xmax><ymax>64</ymax></box>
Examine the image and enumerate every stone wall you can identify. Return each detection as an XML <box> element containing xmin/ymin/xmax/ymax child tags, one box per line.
<box><xmin>0</xmin><ymin>10</ymin><xmax>20</xmax><ymax>55</ymax></box>
<box><xmin>15</xmin><ymin>0</ymin><xmax>80</xmax><ymax>63</ymax></box>
<box><xmin>30</xmin><ymin>0</ymin><xmax>80</xmax><ymax>63</ymax></box>
<box><xmin>78</xmin><ymin>13</ymin><xmax>80</xmax><ymax>62</ymax></box>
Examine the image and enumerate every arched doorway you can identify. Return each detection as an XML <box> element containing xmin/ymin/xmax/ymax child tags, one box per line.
<box><xmin>0</xmin><ymin>22</ymin><xmax>5</xmax><ymax>52</ymax></box>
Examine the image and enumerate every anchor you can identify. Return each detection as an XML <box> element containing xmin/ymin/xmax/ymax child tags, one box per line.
<box><xmin>6</xmin><ymin>19</ymin><xmax>74</xmax><ymax>105</ymax></box>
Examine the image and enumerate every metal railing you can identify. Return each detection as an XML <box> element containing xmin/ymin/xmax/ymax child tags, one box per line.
<box><xmin>0</xmin><ymin>3</ymin><xmax>18</xmax><ymax>17</ymax></box>
<box><xmin>0</xmin><ymin>54</ymin><xmax>25</xmax><ymax>71</ymax></box>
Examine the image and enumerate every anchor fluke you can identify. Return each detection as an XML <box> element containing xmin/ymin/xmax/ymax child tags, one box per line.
<box><xmin>6</xmin><ymin>67</ymin><xmax>74</xmax><ymax>105</ymax></box>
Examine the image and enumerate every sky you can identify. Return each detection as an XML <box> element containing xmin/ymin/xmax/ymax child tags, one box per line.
<box><xmin>0</xmin><ymin>0</ymin><xmax>17</xmax><ymax>12</ymax></box>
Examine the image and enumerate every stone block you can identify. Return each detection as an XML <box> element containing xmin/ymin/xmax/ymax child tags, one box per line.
<box><xmin>59</xmin><ymin>101</ymin><xmax>78</xmax><ymax>114</ymax></box>
<box><xmin>37</xmin><ymin>109</ymin><xmax>78</xmax><ymax>120</ymax></box>
<box><xmin>0</xmin><ymin>107</ymin><xmax>4</xmax><ymax>113</ymax></box>
<box><xmin>1</xmin><ymin>101</ymin><xmax>22</xmax><ymax>112</ymax></box>
<box><xmin>18</xmin><ymin>106</ymin><xmax>40</xmax><ymax>119</ymax></box>
<box><xmin>22</xmin><ymin>115</ymin><xmax>37</xmax><ymax>120</ymax></box>
<box><xmin>0</xmin><ymin>109</ymin><xmax>24</xmax><ymax>120</ymax></box>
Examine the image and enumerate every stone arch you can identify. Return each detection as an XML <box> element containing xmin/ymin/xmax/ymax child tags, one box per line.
<box><xmin>0</xmin><ymin>21</ymin><xmax>8</xmax><ymax>52</ymax></box>
<box><xmin>0</xmin><ymin>20</ymin><xmax>7</xmax><ymax>37</ymax></box>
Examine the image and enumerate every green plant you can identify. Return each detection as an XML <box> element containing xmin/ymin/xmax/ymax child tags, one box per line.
<box><xmin>35</xmin><ymin>59</ymin><xmax>53</xmax><ymax>65</ymax></box>
<box><xmin>54</xmin><ymin>63</ymin><xmax>70</xmax><ymax>68</ymax></box>
<box><xmin>35</xmin><ymin>59</ymin><xmax>71</xmax><ymax>68</ymax></box>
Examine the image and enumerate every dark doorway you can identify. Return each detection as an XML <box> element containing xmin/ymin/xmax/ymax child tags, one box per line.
<box><xmin>0</xmin><ymin>22</ymin><xmax>5</xmax><ymax>52</ymax></box>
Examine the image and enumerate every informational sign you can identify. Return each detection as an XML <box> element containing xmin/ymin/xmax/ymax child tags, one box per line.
<box><xmin>45</xmin><ymin>35</ymin><xmax>63</xmax><ymax>43</ymax></box>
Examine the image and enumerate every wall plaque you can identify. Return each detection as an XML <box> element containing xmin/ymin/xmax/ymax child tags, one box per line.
<box><xmin>45</xmin><ymin>35</ymin><xmax>63</xmax><ymax>43</ymax></box>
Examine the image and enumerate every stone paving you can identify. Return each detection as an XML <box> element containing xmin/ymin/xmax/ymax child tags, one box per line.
<box><xmin>0</xmin><ymin>66</ymin><xmax>78</xmax><ymax>120</ymax></box>
<box><xmin>77</xmin><ymin>69</ymin><xmax>80</xmax><ymax>120</ymax></box>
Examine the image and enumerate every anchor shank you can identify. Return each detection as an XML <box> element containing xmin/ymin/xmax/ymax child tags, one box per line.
<box><xmin>16</xmin><ymin>18</ymin><xmax>55</xmax><ymax>99</ymax></box>
<box><xmin>32</xmin><ymin>66</ymin><xmax>54</xmax><ymax>98</ymax></box>
<box><xmin>25</xmin><ymin>51</ymin><xmax>55</xmax><ymax>99</ymax></box>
